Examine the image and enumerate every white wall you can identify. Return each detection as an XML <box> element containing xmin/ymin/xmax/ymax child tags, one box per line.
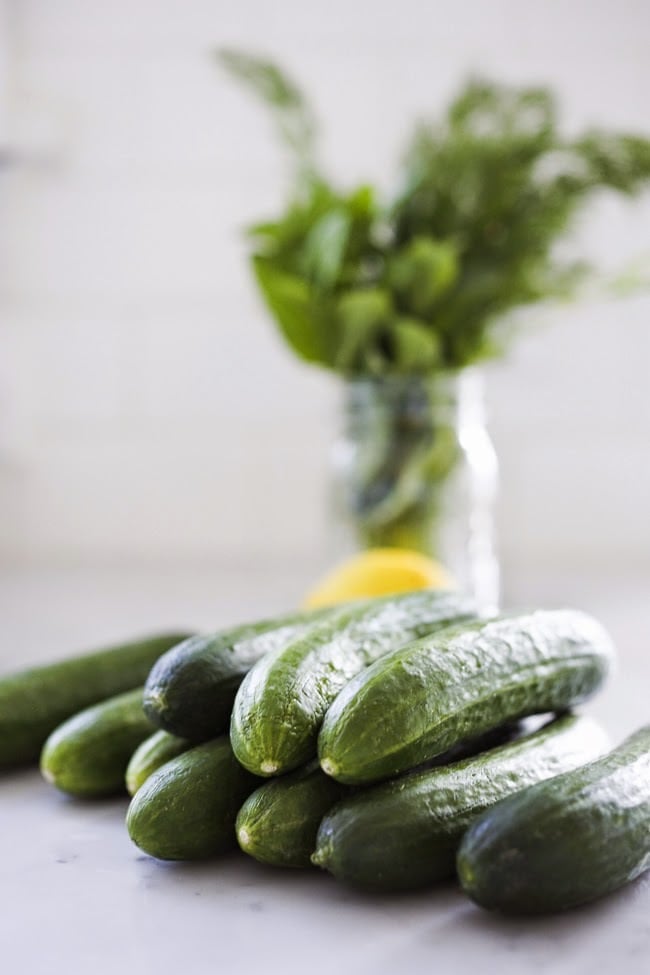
<box><xmin>1</xmin><ymin>0</ymin><xmax>650</xmax><ymax>590</ymax></box>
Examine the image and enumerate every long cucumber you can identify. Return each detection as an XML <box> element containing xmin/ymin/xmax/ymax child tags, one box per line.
<box><xmin>230</xmin><ymin>590</ymin><xmax>478</xmax><ymax>777</ymax></box>
<box><xmin>457</xmin><ymin>724</ymin><xmax>650</xmax><ymax>914</ymax></box>
<box><xmin>0</xmin><ymin>631</ymin><xmax>190</xmax><ymax>769</ymax></box>
<box><xmin>318</xmin><ymin>609</ymin><xmax>615</xmax><ymax>784</ymax></box>
<box><xmin>312</xmin><ymin>714</ymin><xmax>609</xmax><ymax>889</ymax></box>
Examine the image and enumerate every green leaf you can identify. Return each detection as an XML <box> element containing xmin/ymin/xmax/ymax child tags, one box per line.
<box><xmin>246</xmin><ymin>181</ymin><xmax>342</xmax><ymax>261</ymax></box>
<box><xmin>447</xmin><ymin>79</ymin><xmax>555</xmax><ymax>141</ymax></box>
<box><xmin>252</xmin><ymin>256</ymin><xmax>334</xmax><ymax>365</ymax></box>
<box><xmin>216</xmin><ymin>48</ymin><xmax>319</xmax><ymax>180</ymax></box>
<box><xmin>248</xmin><ymin>220</ymin><xmax>284</xmax><ymax>240</ymax></box>
<box><xmin>389</xmin><ymin>318</ymin><xmax>441</xmax><ymax>371</ymax></box>
<box><xmin>335</xmin><ymin>289</ymin><xmax>392</xmax><ymax>372</ymax></box>
<box><xmin>388</xmin><ymin>237</ymin><xmax>458</xmax><ymax>317</ymax></box>
<box><xmin>302</xmin><ymin>209</ymin><xmax>351</xmax><ymax>288</ymax></box>
<box><xmin>347</xmin><ymin>184</ymin><xmax>376</xmax><ymax>219</ymax></box>
<box><xmin>572</xmin><ymin>132</ymin><xmax>650</xmax><ymax>194</ymax></box>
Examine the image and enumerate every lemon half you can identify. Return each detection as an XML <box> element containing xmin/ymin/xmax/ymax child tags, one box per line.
<box><xmin>303</xmin><ymin>548</ymin><xmax>454</xmax><ymax>608</ymax></box>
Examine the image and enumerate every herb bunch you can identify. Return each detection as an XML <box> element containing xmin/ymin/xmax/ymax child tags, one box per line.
<box><xmin>219</xmin><ymin>50</ymin><xmax>650</xmax><ymax>376</ymax></box>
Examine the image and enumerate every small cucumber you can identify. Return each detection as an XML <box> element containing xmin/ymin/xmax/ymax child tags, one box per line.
<box><xmin>125</xmin><ymin>730</ymin><xmax>191</xmax><ymax>796</ymax></box>
<box><xmin>236</xmin><ymin>763</ymin><xmax>346</xmax><ymax>869</ymax></box>
<box><xmin>312</xmin><ymin>714</ymin><xmax>609</xmax><ymax>890</ymax></box>
<box><xmin>230</xmin><ymin>590</ymin><xmax>478</xmax><ymax>777</ymax></box>
<box><xmin>40</xmin><ymin>688</ymin><xmax>154</xmax><ymax>797</ymax></box>
<box><xmin>318</xmin><ymin>609</ymin><xmax>615</xmax><ymax>784</ymax></box>
<box><xmin>457</xmin><ymin>724</ymin><xmax>650</xmax><ymax>914</ymax></box>
<box><xmin>126</xmin><ymin>738</ymin><xmax>258</xmax><ymax>860</ymax></box>
<box><xmin>0</xmin><ymin>631</ymin><xmax>190</xmax><ymax>769</ymax></box>
<box><xmin>143</xmin><ymin>608</ymin><xmax>335</xmax><ymax>742</ymax></box>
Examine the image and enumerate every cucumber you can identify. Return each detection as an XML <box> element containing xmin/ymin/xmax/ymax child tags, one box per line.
<box><xmin>312</xmin><ymin>714</ymin><xmax>609</xmax><ymax>890</ymax></box>
<box><xmin>143</xmin><ymin>608</ymin><xmax>336</xmax><ymax>742</ymax></box>
<box><xmin>125</xmin><ymin>730</ymin><xmax>191</xmax><ymax>796</ymax></box>
<box><xmin>457</xmin><ymin>724</ymin><xmax>650</xmax><ymax>914</ymax></box>
<box><xmin>236</xmin><ymin>763</ymin><xmax>346</xmax><ymax>869</ymax></box>
<box><xmin>318</xmin><ymin>609</ymin><xmax>615</xmax><ymax>785</ymax></box>
<box><xmin>40</xmin><ymin>688</ymin><xmax>154</xmax><ymax>797</ymax></box>
<box><xmin>0</xmin><ymin>631</ymin><xmax>190</xmax><ymax>769</ymax></box>
<box><xmin>126</xmin><ymin>738</ymin><xmax>258</xmax><ymax>860</ymax></box>
<box><xmin>230</xmin><ymin>590</ymin><xmax>478</xmax><ymax>777</ymax></box>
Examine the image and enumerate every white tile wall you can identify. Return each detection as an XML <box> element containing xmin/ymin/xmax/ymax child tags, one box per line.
<box><xmin>1</xmin><ymin>0</ymin><xmax>650</xmax><ymax>589</ymax></box>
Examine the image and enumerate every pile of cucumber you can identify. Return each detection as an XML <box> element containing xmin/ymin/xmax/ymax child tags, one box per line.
<box><xmin>2</xmin><ymin>592</ymin><xmax>649</xmax><ymax>917</ymax></box>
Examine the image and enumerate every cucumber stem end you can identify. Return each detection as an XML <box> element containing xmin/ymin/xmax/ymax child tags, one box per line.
<box><xmin>320</xmin><ymin>757</ymin><xmax>338</xmax><ymax>778</ymax></box>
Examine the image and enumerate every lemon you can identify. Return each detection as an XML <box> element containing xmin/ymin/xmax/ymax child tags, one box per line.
<box><xmin>303</xmin><ymin>548</ymin><xmax>454</xmax><ymax>608</ymax></box>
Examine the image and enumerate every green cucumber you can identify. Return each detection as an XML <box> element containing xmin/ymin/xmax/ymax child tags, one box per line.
<box><xmin>126</xmin><ymin>730</ymin><xmax>191</xmax><ymax>796</ymax></box>
<box><xmin>236</xmin><ymin>763</ymin><xmax>346</xmax><ymax>868</ymax></box>
<box><xmin>143</xmin><ymin>607</ymin><xmax>336</xmax><ymax>742</ymax></box>
<box><xmin>312</xmin><ymin>714</ymin><xmax>609</xmax><ymax>889</ymax></box>
<box><xmin>318</xmin><ymin>609</ymin><xmax>615</xmax><ymax>784</ymax></box>
<box><xmin>230</xmin><ymin>590</ymin><xmax>478</xmax><ymax>777</ymax></box>
<box><xmin>40</xmin><ymin>688</ymin><xmax>154</xmax><ymax>797</ymax></box>
<box><xmin>0</xmin><ymin>631</ymin><xmax>190</xmax><ymax>769</ymax></box>
<box><xmin>457</xmin><ymin>724</ymin><xmax>650</xmax><ymax>914</ymax></box>
<box><xmin>126</xmin><ymin>738</ymin><xmax>258</xmax><ymax>860</ymax></box>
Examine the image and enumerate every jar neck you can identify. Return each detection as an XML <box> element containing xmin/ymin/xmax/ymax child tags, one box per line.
<box><xmin>342</xmin><ymin>369</ymin><xmax>486</xmax><ymax>430</ymax></box>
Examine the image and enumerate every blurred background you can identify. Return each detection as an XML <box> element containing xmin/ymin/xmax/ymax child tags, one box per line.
<box><xmin>1</xmin><ymin>0</ymin><xmax>649</xmax><ymax>628</ymax></box>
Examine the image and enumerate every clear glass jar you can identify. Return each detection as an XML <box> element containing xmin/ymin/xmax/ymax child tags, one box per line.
<box><xmin>330</xmin><ymin>370</ymin><xmax>499</xmax><ymax>608</ymax></box>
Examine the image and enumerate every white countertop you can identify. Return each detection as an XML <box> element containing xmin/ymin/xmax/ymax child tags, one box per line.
<box><xmin>2</xmin><ymin>566</ymin><xmax>649</xmax><ymax>975</ymax></box>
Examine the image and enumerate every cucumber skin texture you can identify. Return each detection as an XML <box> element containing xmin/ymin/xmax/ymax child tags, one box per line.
<box><xmin>0</xmin><ymin>631</ymin><xmax>191</xmax><ymax>769</ymax></box>
<box><xmin>318</xmin><ymin>609</ymin><xmax>615</xmax><ymax>785</ymax></box>
<box><xmin>236</xmin><ymin>763</ymin><xmax>346</xmax><ymax>869</ymax></box>
<box><xmin>143</xmin><ymin>608</ymin><xmax>335</xmax><ymax>742</ymax></box>
<box><xmin>126</xmin><ymin>738</ymin><xmax>258</xmax><ymax>861</ymax></box>
<box><xmin>234</xmin><ymin>723</ymin><xmax>526</xmax><ymax>871</ymax></box>
<box><xmin>457</xmin><ymin>725</ymin><xmax>650</xmax><ymax>914</ymax></box>
<box><xmin>312</xmin><ymin>714</ymin><xmax>609</xmax><ymax>890</ymax></box>
<box><xmin>234</xmin><ymin>719</ymin><xmax>531</xmax><ymax>870</ymax></box>
<box><xmin>125</xmin><ymin>730</ymin><xmax>191</xmax><ymax>796</ymax></box>
<box><xmin>40</xmin><ymin>688</ymin><xmax>154</xmax><ymax>797</ymax></box>
<box><xmin>230</xmin><ymin>590</ymin><xmax>478</xmax><ymax>777</ymax></box>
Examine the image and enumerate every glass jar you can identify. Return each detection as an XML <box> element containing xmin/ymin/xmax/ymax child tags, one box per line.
<box><xmin>330</xmin><ymin>370</ymin><xmax>499</xmax><ymax>608</ymax></box>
